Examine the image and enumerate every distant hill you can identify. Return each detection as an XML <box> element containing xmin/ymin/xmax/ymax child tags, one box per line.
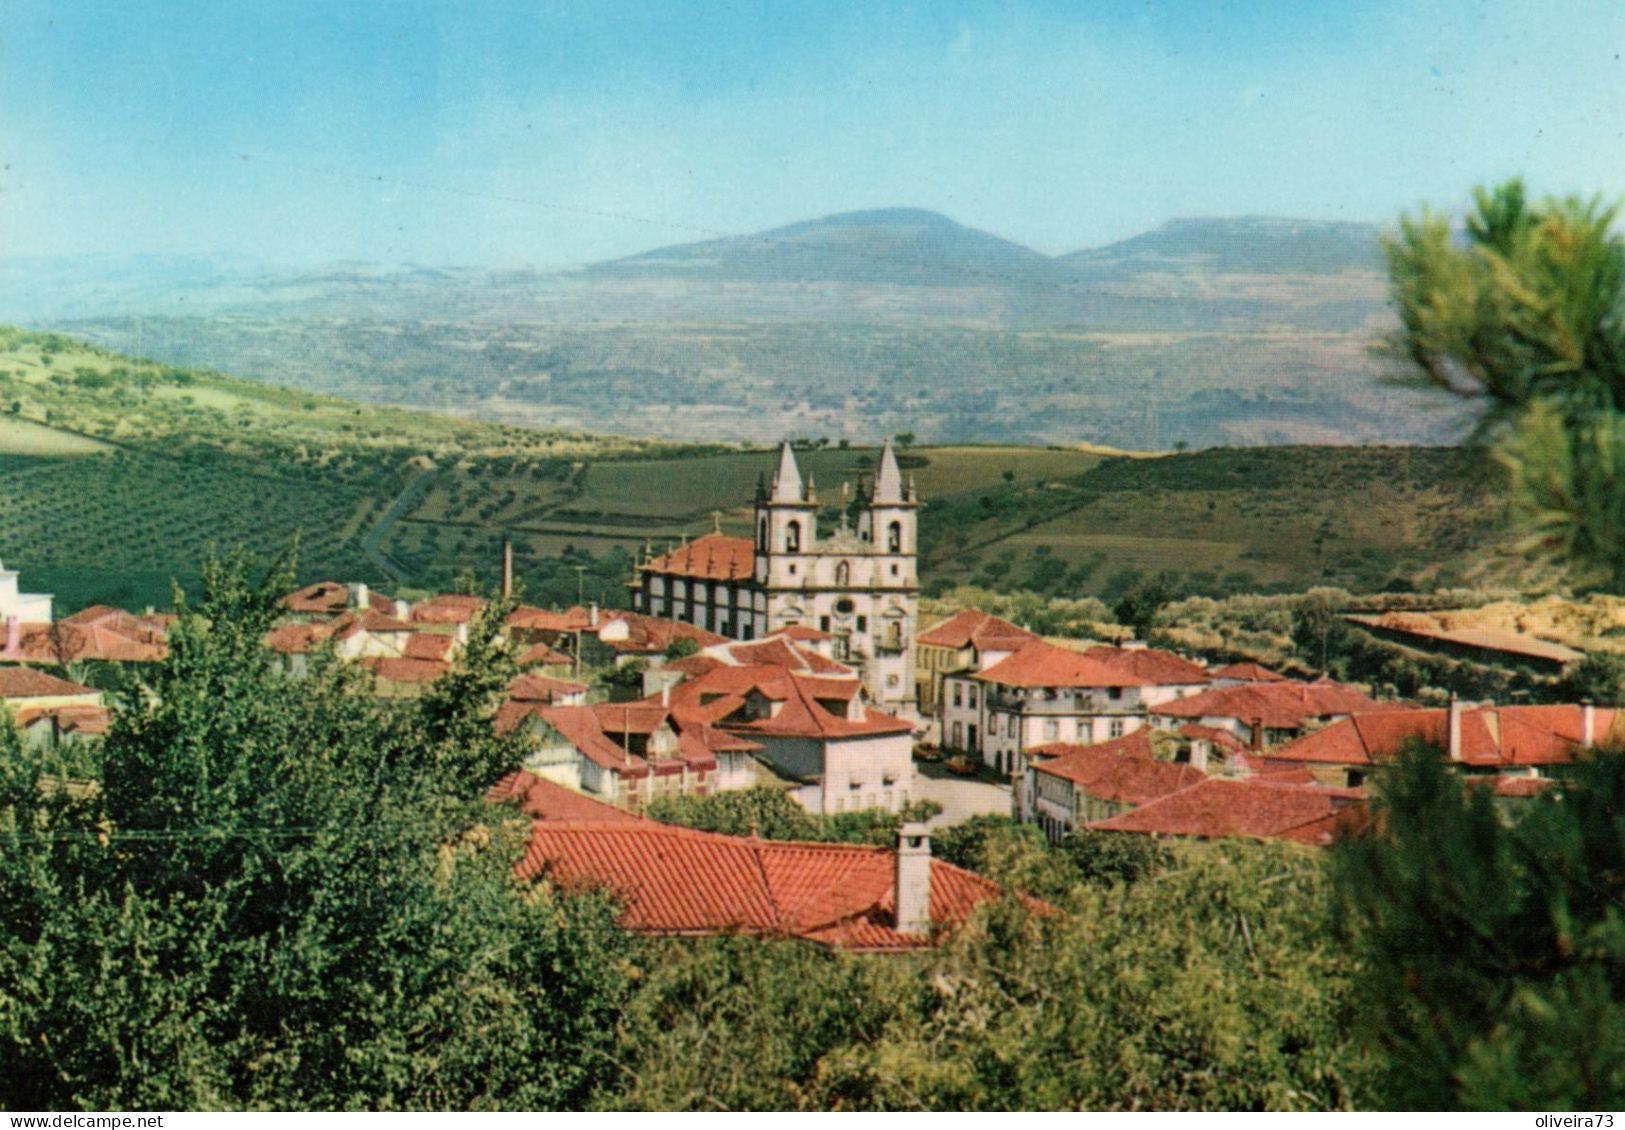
<box><xmin>590</xmin><ymin>207</ymin><xmax>1050</xmax><ymax>286</ymax></box>
<box><xmin>5</xmin><ymin>207</ymin><xmax>1455</xmax><ymax>451</ymax></box>
<box><xmin>1055</xmin><ymin>216</ymin><xmax>1385</xmax><ymax>279</ymax></box>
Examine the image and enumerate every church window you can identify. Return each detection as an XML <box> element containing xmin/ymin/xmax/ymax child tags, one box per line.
<box><xmin>820</xmin><ymin>616</ymin><xmax>830</xmax><ymax>632</ymax></box>
<box><xmin>834</xmin><ymin>597</ymin><xmax>854</xmax><ymax>615</ymax></box>
<box><xmin>888</xmin><ymin>521</ymin><xmax>902</xmax><ymax>553</ymax></box>
<box><xmin>786</xmin><ymin>520</ymin><xmax>801</xmax><ymax>552</ymax></box>
<box><xmin>890</xmin><ymin>564</ymin><xmax>899</xmax><ymax>576</ymax></box>
<box><xmin>856</xmin><ymin>615</ymin><xmax>867</xmax><ymax>632</ymax></box>
<box><xmin>757</xmin><ymin>517</ymin><xmax>767</xmax><ymax>551</ymax></box>
<box><xmin>835</xmin><ymin>560</ymin><xmax>850</xmax><ymax>586</ymax></box>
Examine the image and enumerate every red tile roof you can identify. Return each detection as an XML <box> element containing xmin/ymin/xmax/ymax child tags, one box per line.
<box><xmin>778</xmin><ymin>624</ymin><xmax>832</xmax><ymax>642</ymax></box>
<box><xmin>642</xmin><ymin>534</ymin><xmax>756</xmax><ymax>582</ymax></box>
<box><xmin>410</xmin><ymin>594</ymin><xmax>488</xmax><ymax>625</ymax></box>
<box><xmin>1148</xmin><ymin>681</ymin><xmax>1392</xmax><ymax>730</ymax></box>
<box><xmin>510</xmin><ymin>674</ymin><xmax>588</xmax><ymax>703</ymax></box>
<box><xmin>1083</xmin><ymin>646</ymin><xmax>1212</xmax><ymax>686</ymax></box>
<box><xmin>976</xmin><ymin>641</ymin><xmax>1147</xmax><ymax>689</ymax></box>
<box><xmin>363</xmin><ymin>656</ymin><xmax>450</xmax><ymax>684</ymax></box>
<box><xmin>507</xmin><ymin>606</ymin><xmax>590</xmax><ymax>632</ymax></box>
<box><xmin>11</xmin><ymin>703</ymin><xmax>110</xmax><ymax>736</ymax></box>
<box><xmin>587</xmin><ymin>610</ymin><xmax>728</xmax><ymax>655</ymax></box>
<box><xmin>514</xmin><ymin>821</ymin><xmax>1010</xmax><ymax>950</ymax></box>
<box><xmin>405</xmin><ymin>633</ymin><xmax>457</xmax><ymax>661</ymax></box>
<box><xmin>517</xmin><ymin>642</ymin><xmax>575</xmax><ymax>668</ymax></box>
<box><xmin>266</xmin><ymin>622</ymin><xmax>333</xmax><ymax>655</ymax></box>
<box><xmin>918</xmin><ymin>609</ymin><xmax>1039</xmax><ymax>652</ymax></box>
<box><xmin>0</xmin><ymin>667</ymin><xmax>99</xmax><ymax>699</ymax></box>
<box><xmin>1030</xmin><ymin>733</ymin><xmax>1206</xmax><ymax>806</ymax></box>
<box><xmin>1268</xmin><ymin>704</ymin><xmax>1621</xmax><ymax>770</ymax></box>
<box><xmin>716</xmin><ymin>637</ymin><xmax>853</xmax><ymax>676</ymax></box>
<box><xmin>1091</xmin><ymin>778</ymin><xmax>1368</xmax><ymax>846</ymax></box>
<box><xmin>486</xmin><ymin>769</ymin><xmax>645</xmax><ymax>822</ymax></box>
<box><xmin>11</xmin><ymin>616</ymin><xmax>169</xmax><ymax>664</ymax></box>
<box><xmin>281</xmin><ymin>581</ymin><xmax>351</xmax><ymax>614</ymax></box>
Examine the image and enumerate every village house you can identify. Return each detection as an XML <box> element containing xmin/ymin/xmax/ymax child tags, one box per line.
<box><xmin>492</xmin><ymin>789</ymin><xmax>1011</xmax><ymax>951</ymax></box>
<box><xmin>630</xmin><ymin>440</ymin><xmax>921</xmax><ymax>715</ymax></box>
<box><xmin>1264</xmin><ymin>700</ymin><xmax>1621</xmax><ymax>789</ymax></box>
<box><xmin>1090</xmin><ymin>777</ymin><xmax>1368</xmax><ymax>847</ymax></box>
<box><xmin>914</xmin><ymin>609</ymin><xmax>1038</xmax><ymax>719</ymax></box>
<box><xmin>1146</xmin><ymin>678</ymin><xmax>1396</xmax><ymax>753</ymax></box>
<box><xmin>0</xmin><ymin>667</ymin><xmax>108</xmax><ymax>749</ymax></box>
<box><xmin>2</xmin><ymin>604</ymin><xmax>170</xmax><ymax>668</ymax></box>
<box><xmin>1023</xmin><ymin>729</ymin><xmax>1206</xmax><ymax>842</ymax></box>
<box><xmin>942</xmin><ymin>640</ymin><xmax>1211</xmax><ymax>776</ymax></box>
<box><xmin>1344</xmin><ymin>611</ymin><xmax>1583</xmax><ymax>675</ymax></box>
<box><xmin>653</xmin><ymin>644</ymin><xmax>917</xmax><ymax>813</ymax></box>
<box><xmin>0</xmin><ymin>558</ymin><xmax>53</xmax><ymax>625</ymax></box>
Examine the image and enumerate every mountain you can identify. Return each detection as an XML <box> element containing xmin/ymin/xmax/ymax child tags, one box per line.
<box><xmin>1056</xmin><ymin>216</ymin><xmax>1385</xmax><ymax>279</ymax></box>
<box><xmin>586</xmin><ymin>207</ymin><xmax>1051</xmax><ymax>287</ymax></box>
<box><xmin>11</xmin><ymin>208</ymin><xmax>1450</xmax><ymax>452</ymax></box>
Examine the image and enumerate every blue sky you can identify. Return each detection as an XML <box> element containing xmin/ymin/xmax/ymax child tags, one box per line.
<box><xmin>4</xmin><ymin>0</ymin><xmax>1622</xmax><ymax>266</ymax></box>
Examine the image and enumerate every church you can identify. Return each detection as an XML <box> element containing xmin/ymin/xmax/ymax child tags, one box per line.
<box><xmin>630</xmin><ymin>439</ymin><xmax>920</xmax><ymax>715</ymax></box>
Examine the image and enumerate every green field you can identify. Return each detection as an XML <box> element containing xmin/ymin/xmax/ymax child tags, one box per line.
<box><xmin>0</xmin><ymin>326</ymin><xmax>1501</xmax><ymax>613</ymax></box>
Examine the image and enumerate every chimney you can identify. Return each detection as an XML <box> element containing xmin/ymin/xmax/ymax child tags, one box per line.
<box><xmin>589</xmin><ymin>602</ymin><xmax>599</xmax><ymax>629</ymax></box>
<box><xmin>1250</xmin><ymin>716</ymin><xmax>1264</xmax><ymax>752</ymax></box>
<box><xmin>660</xmin><ymin>677</ymin><xmax>671</xmax><ymax>708</ymax></box>
<box><xmin>3</xmin><ymin>615</ymin><xmax>18</xmax><ymax>655</ymax></box>
<box><xmin>1447</xmin><ymin>694</ymin><xmax>1463</xmax><ymax>761</ymax></box>
<box><xmin>1582</xmin><ymin>701</ymin><xmax>1596</xmax><ymax>748</ymax></box>
<box><xmin>502</xmin><ymin>538</ymin><xmax>514</xmax><ymax>599</ymax></box>
<box><xmin>353</xmin><ymin>582</ymin><xmax>370</xmax><ymax>611</ymax></box>
<box><xmin>1189</xmin><ymin>737</ymin><xmax>1209</xmax><ymax>772</ymax></box>
<box><xmin>455</xmin><ymin>621</ymin><xmax>469</xmax><ymax>646</ymax></box>
<box><xmin>894</xmin><ymin>823</ymin><xmax>932</xmax><ymax>936</ymax></box>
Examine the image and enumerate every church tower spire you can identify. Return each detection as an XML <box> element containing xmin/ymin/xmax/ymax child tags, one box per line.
<box><xmin>771</xmin><ymin>441</ymin><xmax>805</xmax><ymax>502</ymax></box>
<box><xmin>873</xmin><ymin>437</ymin><xmax>905</xmax><ymax>504</ymax></box>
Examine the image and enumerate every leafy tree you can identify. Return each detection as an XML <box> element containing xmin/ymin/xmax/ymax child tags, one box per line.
<box><xmin>663</xmin><ymin>636</ymin><xmax>700</xmax><ymax>661</ymax></box>
<box><xmin>1332</xmin><ymin>745</ymin><xmax>1625</xmax><ymax>1109</ymax></box>
<box><xmin>1384</xmin><ymin>179</ymin><xmax>1625</xmax><ymax>586</ymax></box>
<box><xmin>1290</xmin><ymin>589</ymin><xmax>1350</xmax><ymax>672</ymax></box>
<box><xmin>1558</xmin><ymin>651</ymin><xmax>1625</xmax><ymax>706</ymax></box>
<box><xmin>0</xmin><ymin>553</ymin><xmax>630</xmax><ymax>1110</ymax></box>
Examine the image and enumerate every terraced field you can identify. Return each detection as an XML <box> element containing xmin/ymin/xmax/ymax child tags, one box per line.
<box><xmin>0</xmin><ymin>327</ymin><xmax>1501</xmax><ymax>614</ymax></box>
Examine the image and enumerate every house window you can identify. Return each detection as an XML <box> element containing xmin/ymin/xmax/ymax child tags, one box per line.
<box><xmin>1044</xmin><ymin>720</ymin><xmax>1059</xmax><ymax>740</ymax></box>
<box><xmin>1109</xmin><ymin>719</ymin><xmax>1125</xmax><ymax>739</ymax></box>
<box><xmin>968</xmin><ymin>687</ymin><xmax>978</xmax><ymax>708</ymax></box>
<box><xmin>989</xmin><ymin>715</ymin><xmax>999</xmax><ymax>736</ymax></box>
<box><xmin>952</xmin><ymin>722</ymin><xmax>963</xmax><ymax>747</ymax></box>
<box><xmin>1108</xmin><ymin>687</ymin><xmax>1122</xmax><ymax>701</ymax></box>
<box><xmin>953</xmin><ymin>685</ymin><xmax>962</xmax><ymax>707</ymax></box>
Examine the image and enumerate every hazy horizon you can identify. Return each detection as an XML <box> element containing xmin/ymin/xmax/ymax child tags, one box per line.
<box><xmin>5</xmin><ymin>0</ymin><xmax>1621</xmax><ymax>271</ymax></box>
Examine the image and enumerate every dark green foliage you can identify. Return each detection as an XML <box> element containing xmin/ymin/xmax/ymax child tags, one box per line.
<box><xmin>1560</xmin><ymin>652</ymin><xmax>1625</xmax><ymax>707</ymax></box>
<box><xmin>1384</xmin><ymin>180</ymin><xmax>1625</xmax><ymax>588</ymax></box>
<box><xmin>662</xmin><ymin>636</ymin><xmax>700</xmax><ymax>661</ymax></box>
<box><xmin>1055</xmin><ymin>828</ymin><xmax>1172</xmax><ymax>886</ymax></box>
<box><xmin>1332</xmin><ymin>745</ymin><xmax>1625</xmax><ymax>1109</ymax></box>
<box><xmin>0</xmin><ymin>554</ymin><xmax>630</xmax><ymax>1110</ymax></box>
<box><xmin>602</xmin><ymin>841</ymin><xmax>1371</xmax><ymax>1110</ymax></box>
<box><xmin>646</xmin><ymin>785</ymin><xmax>940</xmax><ymax>847</ymax></box>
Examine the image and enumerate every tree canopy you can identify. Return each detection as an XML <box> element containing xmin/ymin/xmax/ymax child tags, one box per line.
<box><xmin>1384</xmin><ymin>179</ymin><xmax>1625</xmax><ymax>587</ymax></box>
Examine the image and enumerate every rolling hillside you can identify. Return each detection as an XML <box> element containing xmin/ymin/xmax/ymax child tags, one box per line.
<box><xmin>0</xmin><ymin>327</ymin><xmax>1501</xmax><ymax>615</ymax></box>
<box><xmin>10</xmin><ymin>210</ymin><xmax>1468</xmax><ymax>451</ymax></box>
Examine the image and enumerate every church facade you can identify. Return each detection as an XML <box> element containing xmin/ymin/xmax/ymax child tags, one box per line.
<box><xmin>630</xmin><ymin>440</ymin><xmax>920</xmax><ymax>715</ymax></box>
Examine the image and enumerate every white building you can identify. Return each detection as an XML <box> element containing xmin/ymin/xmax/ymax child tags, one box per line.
<box><xmin>942</xmin><ymin>641</ymin><xmax>1211</xmax><ymax>776</ymax></box>
<box><xmin>631</xmin><ymin>440</ymin><xmax>920</xmax><ymax>715</ymax></box>
<box><xmin>0</xmin><ymin>559</ymin><xmax>52</xmax><ymax>625</ymax></box>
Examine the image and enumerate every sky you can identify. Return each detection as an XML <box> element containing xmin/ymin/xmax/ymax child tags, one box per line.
<box><xmin>3</xmin><ymin>0</ymin><xmax>1622</xmax><ymax>268</ymax></box>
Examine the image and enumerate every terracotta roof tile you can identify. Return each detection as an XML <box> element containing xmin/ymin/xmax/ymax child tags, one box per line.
<box><xmin>1091</xmin><ymin>778</ymin><xmax>1368</xmax><ymax>846</ymax></box>
<box><xmin>513</xmin><ymin>822</ymin><xmax>1009</xmax><ymax>950</ymax></box>
<box><xmin>918</xmin><ymin>609</ymin><xmax>1039</xmax><ymax>652</ymax></box>
<box><xmin>1031</xmin><ymin>734</ymin><xmax>1206</xmax><ymax>805</ymax></box>
<box><xmin>642</xmin><ymin>534</ymin><xmax>756</xmax><ymax>582</ymax></box>
<box><xmin>0</xmin><ymin>667</ymin><xmax>99</xmax><ymax>699</ymax></box>
<box><xmin>1149</xmin><ymin>681</ymin><xmax>1391</xmax><ymax>730</ymax></box>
